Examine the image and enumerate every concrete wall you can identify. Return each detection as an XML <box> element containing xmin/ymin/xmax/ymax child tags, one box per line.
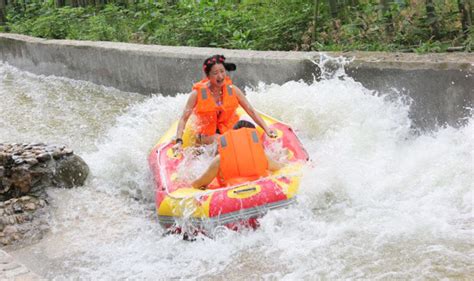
<box><xmin>342</xmin><ymin>54</ymin><xmax>474</xmax><ymax>129</ymax></box>
<box><xmin>1</xmin><ymin>33</ymin><xmax>473</xmax><ymax>129</ymax></box>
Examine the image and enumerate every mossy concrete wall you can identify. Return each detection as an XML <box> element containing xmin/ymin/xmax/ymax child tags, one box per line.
<box><xmin>1</xmin><ymin>33</ymin><xmax>472</xmax><ymax>129</ymax></box>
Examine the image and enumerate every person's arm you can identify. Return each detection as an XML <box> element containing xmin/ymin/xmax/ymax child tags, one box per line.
<box><xmin>234</xmin><ymin>87</ymin><xmax>276</xmax><ymax>137</ymax></box>
<box><xmin>192</xmin><ymin>156</ymin><xmax>220</xmax><ymax>189</ymax></box>
<box><xmin>174</xmin><ymin>91</ymin><xmax>197</xmax><ymax>146</ymax></box>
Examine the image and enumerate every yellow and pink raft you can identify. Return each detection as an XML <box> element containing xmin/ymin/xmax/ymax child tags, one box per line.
<box><xmin>148</xmin><ymin>108</ymin><xmax>309</xmax><ymax>233</ymax></box>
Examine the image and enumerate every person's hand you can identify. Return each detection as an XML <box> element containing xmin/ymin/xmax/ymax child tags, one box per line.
<box><xmin>172</xmin><ymin>137</ymin><xmax>183</xmax><ymax>156</ymax></box>
<box><xmin>266</xmin><ymin>129</ymin><xmax>277</xmax><ymax>138</ymax></box>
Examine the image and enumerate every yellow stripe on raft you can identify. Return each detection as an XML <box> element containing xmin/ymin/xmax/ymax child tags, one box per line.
<box><xmin>271</xmin><ymin>163</ymin><xmax>303</xmax><ymax>199</ymax></box>
<box><xmin>158</xmin><ymin>188</ymin><xmax>211</xmax><ymax>218</ymax></box>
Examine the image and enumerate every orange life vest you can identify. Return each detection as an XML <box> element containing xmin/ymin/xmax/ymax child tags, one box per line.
<box><xmin>217</xmin><ymin>128</ymin><xmax>269</xmax><ymax>186</ymax></box>
<box><xmin>192</xmin><ymin>77</ymin><xmax>239</xmax><ymax>136</ymax></box>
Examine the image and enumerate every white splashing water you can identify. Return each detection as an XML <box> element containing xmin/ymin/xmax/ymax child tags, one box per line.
<box><xmin>1</xmin><ymin>61</ymin><xmax>472</xmax><ymax>279</ymax></box>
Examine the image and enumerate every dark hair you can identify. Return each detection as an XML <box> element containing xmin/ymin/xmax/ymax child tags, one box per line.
<box><xmin>233</xmin><ymin>120</ymin><xmax>256</xmax><ymax>130</ymax></box>
<box><xmin>203</xmin><ymin>55</ymin><xmax>236</xmax><ymax>76</ymax></box>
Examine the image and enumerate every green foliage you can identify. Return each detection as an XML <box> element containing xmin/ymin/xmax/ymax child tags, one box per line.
<box><xmin>4</xmin><ymin>0</ymin><xmax>471</xmax><ymax>52</ymax></box>
<box><xmin>7</xmin><ymin>4</ymin><xmax>132</xmax><ymax>41</ymax></box>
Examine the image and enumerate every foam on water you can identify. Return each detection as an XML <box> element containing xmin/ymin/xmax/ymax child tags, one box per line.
<box><xmin>0</xmin><ymin>63</ymin><xmax>146</xmax><ymax>152</ymax></box>
<box><xmin>1</xmin><ymin>61</ymin><xmax>472</xmax><ymax>279</ymax></box>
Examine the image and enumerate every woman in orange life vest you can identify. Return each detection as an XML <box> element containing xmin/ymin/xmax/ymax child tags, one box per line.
<box><xmin>173</xmin><ymin>55</ymin><xmax>276</xmax><ymax>151</ymax></box>
<box><xmin>192</xmin><ymin>120</ymin><xmax>284</xmax><ymax>190</ymax></box>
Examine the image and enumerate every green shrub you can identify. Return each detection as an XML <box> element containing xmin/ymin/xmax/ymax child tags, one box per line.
<box><xmin>4</xmin><ymin>0</ymin><xmax>470</xmax><ymax>52</ymax></box>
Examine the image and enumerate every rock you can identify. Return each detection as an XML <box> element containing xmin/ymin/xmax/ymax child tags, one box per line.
<box><xmin>24</xmin><ymin>203</ymin><xmax>35</xmax><ymax>211</ymax></box>
<box><xmin>19</xmin><ymin>196</ymin><xmax>32</xmax><ymax>202</ymax></box>
<box><xmin>25</xmin><ymin>214</ymin><xmax>33</xmax><ymax>221</ymax></box>
<box><xmin>52</xmin><ymin>155</ymin><xmax>89</xmax><ymax>188</ymax></box>
<box><xmin>1</xmin><ymin>177</ymin><xmax>12</xmax><ymax>191</ymax></box>
<box><xmin>11</xmin><ymin>232</ymin><xmax>21</xmax><ymax>241</ymax></box>
<box><xmin>30</xmin><ymin>143</ymin><xmax>44</xmax><ymax>147</ymax></box>
<box><xmin>10</xmin><ymin>167</ymin><xmax>32</xmax><ymax>194</ymax></box>
<box><xmin>0</xmin><ymin>195</ymin><xmax>48</xmax><ymax>246</ymax></box>
<box><xmin>0</xmin><ymin>237</ymin><xmax>11</xmax><ymax>245</ymax></box>
<box><xmin>3</xmin><ymin>226</ymin><xmax>17</xmax><ymax>235</ymax></box>
<box><xmin>0</xmin><ymin>153</ymin><xmax>7</xmax><ymax>164</ymax></box>
<box><xmin>37</xmin><ymin>200</ymin><xmax>46</xmax><ymax>208</ymax></box>
<box><xmin>15</xmin><ymin>215</ymin><xmax>26</xmax><ymax>224</ymax></box>
<box><xmin>12</xmin><ymin>202</ymin><xmax>23</xmax><ymax>214</ymax></box>
<box><xmin>1</xmin><ymin>143</ymin><xmax>89</xmax><ymax>199</ymax></box>
<box><xmin>4</xmin><ymin>208</ymin><xmax>12</xmax><ymax>216</ymax></box>
<box><xmin>21</xmin><ymin>152</ymin><xmax>35</xmax><ymax>158</ymax></box>
<box><xmin>25</xmin><ymin>158</ymin><xmax>38</xmax><ymax>166</ymax></box>
<box><xmin>51</xmin><ymin>150</ymin><xmax>61</xmax><ymax>160</ymax></box>
<box><xmin>0</xmin><ymin>143</ymin><xmax>88</xmax><ymax>246</ymax></box>
<box><xmin>13</xmin><ymin>158</ymin><xmax>25</xmax><ymax>165</ymax></box>
<box><xmin>36</xmin><ymin>153</ymin><xmax>51</xmax><ymax>162</ymax></box>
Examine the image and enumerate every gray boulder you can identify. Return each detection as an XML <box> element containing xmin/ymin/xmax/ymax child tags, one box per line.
<box><xmin>0</xmin><ymin>143</ymin><xmax>89</xmax><ymax>201</ymax></box>
<box><xmin>52</xmin><ymin>154</ymin><xmax>89</xmax><ymax>188</ymax></box>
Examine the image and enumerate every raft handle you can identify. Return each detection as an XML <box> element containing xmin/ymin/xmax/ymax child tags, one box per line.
<box><xmin>233</xmin><ymin>187</ymin><xmax>257</xmax><ymax>194</ymax></box>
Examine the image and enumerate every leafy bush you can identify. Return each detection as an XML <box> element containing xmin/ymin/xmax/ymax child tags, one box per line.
<box><xmin>4</xmin><ymin>0</ymin><xmax>471</xmax><ymax>52</ymax></box>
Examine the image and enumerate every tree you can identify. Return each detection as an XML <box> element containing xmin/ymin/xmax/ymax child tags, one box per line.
<box><xmin>312</xmin><ymin>0</ymin><xmax>320</xmax><ymax>43</ymax></box>
<box><xmin>426</xmin><ymin>0</ymin><xmax>439</xmax><ymax>39</ymax></box>
<box><xmin>0</xmin><ymin>0</ymin><xmax>6</xmax><ymax>26</ymax></box>
<box><xmin>56</xmin><ymin>0</ymin><xmax>65</xmax><ymax>8</ymax></box>
<box><xmin>458</xmin><ymin>0</ymin><xmax>472</xmax><ymax>38</ymax></box>
<box><xmin>380</xmin><ymin>0</ymin><xmax>391</xmax><ymax>12</ymax></box>
<box><xmin>328</xmin><ymin>0</ymin><xmax>339</xmax><ymax>18</ymax></box>
<box><xmin>380</xmin><ymin>0</ymin><xmax>394</xmax><ymax>34</ymax></box>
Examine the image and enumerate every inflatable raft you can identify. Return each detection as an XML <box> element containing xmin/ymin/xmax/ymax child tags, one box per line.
<box><xmin>148</xmin><ymin>108</ymin><xmax>309</xmax><ymax>234</ymax></box>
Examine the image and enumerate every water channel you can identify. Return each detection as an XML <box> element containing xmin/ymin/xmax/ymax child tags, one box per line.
<box><xmin>0</xmin><ymin>61</ymin><xmax>472</xmax><ymax>279</ymax></box>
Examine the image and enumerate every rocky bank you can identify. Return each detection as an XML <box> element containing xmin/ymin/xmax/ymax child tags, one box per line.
<box><xmin>0</xmin><ymin>143</ymin><xmax>89</xmax><ymax>246</ymax></box>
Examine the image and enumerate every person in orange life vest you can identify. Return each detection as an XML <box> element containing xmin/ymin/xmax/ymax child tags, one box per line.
<box><xmin>173</xmin><ymin>55</ymin><xmax>276</xmax><ymax>152</ymax></box>
<box><xmin>192</xmin><ymin>120</ymin><xmax>284</xmax><ymax>190</ymax></box>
